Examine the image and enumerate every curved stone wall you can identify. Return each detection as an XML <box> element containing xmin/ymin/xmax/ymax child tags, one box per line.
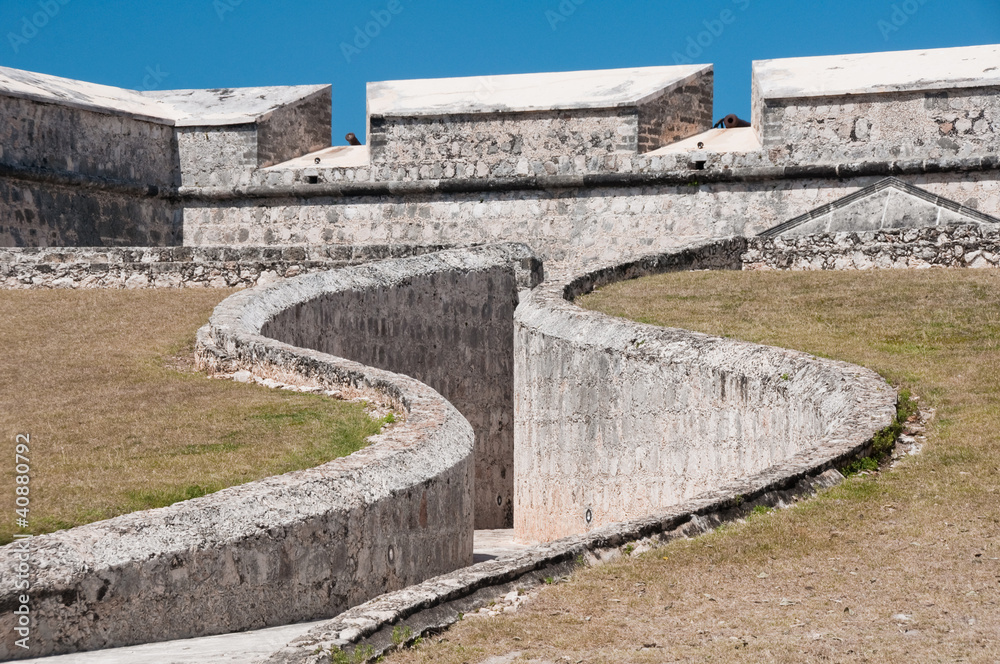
<box><xmin>513</xmin><ymin>240</ymin><xmax>898</xmax><ymax>543</ymax></box>
<box><xmin>0</xmin><ymin>246</ymin><xmax>545</xmax><ymax>659</ymax></box>
<box><xmin>258</xmin><ymin>243</ymin><xmax>542</xmax><ymax>528</ymax></box>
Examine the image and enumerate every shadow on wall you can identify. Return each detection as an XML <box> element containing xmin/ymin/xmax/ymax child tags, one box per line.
<box><xmin>259</xmin><ymin>243</ymin><xmax>543</xmax><ymax>528</ymax></box>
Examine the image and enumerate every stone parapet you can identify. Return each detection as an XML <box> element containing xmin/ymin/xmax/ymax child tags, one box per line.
<box><xmin>0</xmin><ymin>244</ymin><xmax>449</xmax><ymax>289</ymax></box>
<box><xmin>512</xmin><ymin>238</ymin><xmax>896</xmax><ymax>542</ymax></box>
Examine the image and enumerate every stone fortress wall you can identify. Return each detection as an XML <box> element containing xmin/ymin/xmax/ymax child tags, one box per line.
<box><xmin>1</xmin><ymin>45</ymin><xmax>998</xmax><ymax>274</ymax></box>
<box><xmin>1</xmin><ymin>43</ymin><xmax>999</xmax><ymax>661</ymax></box>
<box><xmin>0</xmin><ymin>245</ymin><xmax>538</xmax><ymax>660</ymax></box>
<box><xmin>260</xmin><ymin>245</ymin><xmax>542</xmax><ymax>529</ymax></box>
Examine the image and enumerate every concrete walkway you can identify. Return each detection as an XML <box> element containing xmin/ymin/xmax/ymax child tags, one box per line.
<box><xmin>21</xmin><ymin>530</ymin><xmax>531</xmax><ymax>664</ymax></box>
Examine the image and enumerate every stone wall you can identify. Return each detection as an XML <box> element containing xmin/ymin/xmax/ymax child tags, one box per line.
<box><xmin>369</xmin><ymin>108</ymin><xmax>639</xmax><ymax>181</ymax></box>
<box><xmin>0</xmin><ymin>250</ymin><xmax>486</xmax><ymax>660</ymax></box>
<box><xmin>0</xmin><ymin>244</ymin><xmax>448</xmax><ymax>289</ymax></box>
<box><xmin>260</xmin><ymin>244</ymin><xmax>542</xmax><ymax>528</ymax></box>
<box><xmin>744</xmin><ymin>224</ymin><xmax>1000</xmax><ymax>270</ymax></box>
<box><xmin>0</xmin><ymin>178</ymin><xmax>179</xmax><ymax>247</ymax></box>
<box><xmin>256</xmin><ymin>87</ymin><xmax>332</xmax><ymax>168</ymax></box>
<box><xmin>513</xmin><ymin>239</ymin><xmax>896</xmax><ymax>543</ymax></box>
<box><xmin>0</xmin><ymin>94</ymin><xmax>178</xmax><ymax>187</ymax></box>
<box><xmin>367</xmin><ymin>70</ymin><xmax>713</xmax><ymax>182</ymax></box>
<box><xmin>182</xmin><ymin>170</ymin><xmax>1000</xmax><ymax>274</ymax></box>
<box><xmin>176</xmin><ymin>88</ymin><xmax>332</xmax><ymax>188</ymax></box>
<box><xmin>758</xmin><ymin>87</ymin><xmax>1000</xmax><ymax>165</ymax></box>
<box><xmin>636</xmin><ymin>71</ymin><xmax>714</xmax><ymax>153</ymax></box>
<box><xmin>175</xmin><ymin>125</ymin><xmax>258</xmax><ymax>188</ymax></box>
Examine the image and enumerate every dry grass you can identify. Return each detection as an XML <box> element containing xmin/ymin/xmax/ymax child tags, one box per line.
<box><xmin>0</xmin><ymin>289</ymin><xmax>386</xmax><ymax>545</ymax></box>
<box><xmin>385</xmin><ymin>268</ymin><xmax>1000</xmax><ymax>664</ymax></box>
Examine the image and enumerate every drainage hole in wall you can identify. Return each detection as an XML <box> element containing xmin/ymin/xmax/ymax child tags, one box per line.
<box><xmin>387</xmin><ymin>545</ymin><xmax>395</xmax><ymax>564</ymax></box>
<box><xmin>585</xmin><ymin>508</ymin><xmax>593</xmax><ymax>524</ymax></box>
<box><xmin>306</xmin><ymin>175</ymin><xmax>319</xmax><ymax>184</ymax></box>
<box><xmin>496</xmin><ymin>494</ymin><xmax>503</xmax><ymax>506</ymax></box>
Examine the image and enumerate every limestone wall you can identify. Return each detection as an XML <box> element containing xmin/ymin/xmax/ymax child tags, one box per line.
<box><xmin>369</xmin><ymin>108</ymin><xmax>639</xmax><ymax>181</ymax></box>
<box><xmin>0</xmin><ymin>178</ymin><xmax>178</xmax><ymax>247</ymax></box>
<box><xmin>366</xmin><ymin>70</ymin><xmax>713</xmax><ymax>181</ymax></box>
<box><xmin>0</xmin><ymin>93</ymin><xmax>178</xmax><ymax>187</ymax></box>
<box><xmin>175</xmin><ymin>88</ymin><xmax>333</xmax><ymax>188</ymax></box>
<box><xmin>0</xmin><ymin>248</ymin><xmax>497</xmax><ymax>660</ymax></box>
<box><xmin>758</xmin><ymin>87</ymin><xmax>1000</xmax><ymax>165</ymax></box>
<box><xmin>366</xmin><ymin>65</ymin><xmax>713</xmax><ymax>180</ymax></box>
<box><xmin>745</xmin><ymin>224</ymin><xmax>1000</xmax><ymax>270</ymax></box>
<box><xmin>752</xmin><ymin>45</ymin><xmax>1000</xmax><ymax>164</ymax></box>
<box><xmin>182</xmin><ymin>170</ymin><xmax>1000</xmax><ymax>274</ymax></box>
<box><xmin>0</xmin><ymin>244</ymin><xmax>448</xmax><ymax>289</ymax></box>
<box><xmin>513</xmin><ymin>239</ymin><xmax>896</xmax><ymax>543</ymax></box>
<box><xmin>260</xmin><ymin>244</ymin><xmax>542</xmax><ymax>528</ymax></box>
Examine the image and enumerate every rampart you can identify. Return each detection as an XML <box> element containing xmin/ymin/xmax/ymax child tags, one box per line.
<box><xmin>0</xmin><ymin>245</ymin><xmax>549</xmax><ymax>659</ymax></box>
<box><xmin>0</xmin><ymin>244</ymin><xmax>448</xmax><ymax>289</ymax></box>
<box><xmin>1</xmin><ymin>45</ymin><xmax>997</xmax><ymax>276</ymax></box>
<box><xmin>512</xmin><ymin>238</ymin><xmax>894</xmax><ymax>542</ymax></box>
<box><xmin>255</xmin><ymin>243</ymin><xmax>542</xmax><ymax>528</ymax></box>
<box><xmin>1</xmin><ymin>42</ymin><xmax>999</xmax><ymax>661</ymax></box>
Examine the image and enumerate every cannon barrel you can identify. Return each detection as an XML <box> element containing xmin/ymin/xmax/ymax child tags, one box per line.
<box><xmin>713</xmin><ymin>114</ymin><xmax>752</xmax><ymax>129</ymax></box>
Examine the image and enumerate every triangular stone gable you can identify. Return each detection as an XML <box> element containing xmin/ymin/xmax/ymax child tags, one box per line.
<box><xmin>759</xmin><ymin>177</ymin><xmax>1000</xmax><ymax>237</ymax></box>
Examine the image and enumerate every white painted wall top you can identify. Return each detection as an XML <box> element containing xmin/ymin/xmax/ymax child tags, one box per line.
<box><xmin>141</xmin><ymin>85</ymin><xmax>330</xmax><ymax>127</ymax></box>
<box><xmin>0</xmin><ymin>65</ymin><xmax>329</xmax><ymax>127</ymax></box>
<box><xmin>755</xmin><ymin>43</ymin><xmax>1000</xmax><ymax>100</ymax></box>
<box><xmin>366</xmin><ymin>64</ymin><xmax>712</xmax><ymax>117</ymax></box>
<box><xmin>0</xmin><ymin>65</ymin><xmax>174</xmax><ymax>124</ymax></box>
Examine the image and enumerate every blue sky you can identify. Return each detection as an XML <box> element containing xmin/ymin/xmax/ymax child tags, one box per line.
<box><xmin>1</xmin><ymin>1</ymin><xmax>997</xmax><ymax>143</ymax></box>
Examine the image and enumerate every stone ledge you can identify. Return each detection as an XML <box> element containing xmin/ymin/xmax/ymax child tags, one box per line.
<box><xmin>0</xmin><ymin>245</ymin><xmax>451</xmax><ymax>289</ymax></box>
<box><xmin>745</xmin><ymin>224</ymin><xmax>1000</xmax><ymax>270</ymax></box>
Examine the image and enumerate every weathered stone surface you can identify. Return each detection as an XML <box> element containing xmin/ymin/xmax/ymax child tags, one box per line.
<box><xmin>0</xmin><ymin>250</ymin><xmax>514</xmax><ymax>660</ymax></box>
<box><xmin>183</xmin><ymin>171</ymin><xmax>1000</xmax><ymax>275</ymax></box>
<box><xmin>752</xmin><ymin>45</ymin><xmax>1000</xmax><ymax>163</ymax></box>
<box><xmin>0</xmin><ymin>179</ymin><xmax>179</xmax><ymax>247</ymax></box>
<box><xmin>262</xmin><ymin>468</ymin><xmax>847</xmax><ymax>664</ymax></box>
<box><xmin>745</xmin><ymin>224</ymin><xmax>1000</xmax><ymax>271</ymax></box>
<box><xmin>760</xmin><ymin>177</ymin><xmax>1000</xmax><ymax>237</ymax></box>
<box><xmin>0</xmin><ymin>244</ymin><xmax>450</xmax><ymax>289</ymax></box>
<box><xmin>367</xmin><ymin>67</ymin><xmax>713</xmax><ymax>179</ymax></box>
<box><xmin>257</xmin><ymin>243</ymin><xmax>541</xmax><ymax>528</ymax></box>
<box><xmin>512</xmin><ymin>241</ymin><xmax>896</xmax><ymax>542</ymax></box>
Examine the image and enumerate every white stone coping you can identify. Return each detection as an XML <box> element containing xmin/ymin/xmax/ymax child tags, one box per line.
<box><xmin>366</xmin><ymin>64</ymin><xmax>712</xmax><ymax>117</ymax></box>
<box><xmin>0</xmin><ymin>64</ymin><xmax>329</xmax><ymax>127</ymax></box>
<box><xmin>754</xmin><ymin>43</ymin><xmax>1000</xmax><ymax>101</ymax></box>
<box><xmin>268</xmin><ymin>145</ymin><xmax>370</xmax><ymax>170</ymax></box>
<box><xmin>649</xmin><ymin>127</ymin><xmax>761</xmax><ymax>154</ymax></box>
<box><xmin>141</xmin><ymin>85</ymin><xmax>330</xmax><ymax>127</ymax></box>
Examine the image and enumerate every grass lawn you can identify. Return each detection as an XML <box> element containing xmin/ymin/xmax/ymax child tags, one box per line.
<box><xmin>384</xmin><ymin>268</ymin><xmax>1000</xmax><ymax>664</ymax></box>
<box><xmin>0</xmin><ymin>289</ymin><xmax>388</xmax><ymax>545</ymax></box>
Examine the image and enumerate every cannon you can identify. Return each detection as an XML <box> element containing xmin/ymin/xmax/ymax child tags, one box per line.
<box><xmin>713</xmin><ymin>114</ymin><xmax>752</xmax><ymax>129</ymax></box>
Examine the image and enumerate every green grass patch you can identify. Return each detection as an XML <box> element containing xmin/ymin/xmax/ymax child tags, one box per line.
<box><xmin>0</xmin><ymin>290</ymin><xmax>391</xmax><ymax>545</ymax></box>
